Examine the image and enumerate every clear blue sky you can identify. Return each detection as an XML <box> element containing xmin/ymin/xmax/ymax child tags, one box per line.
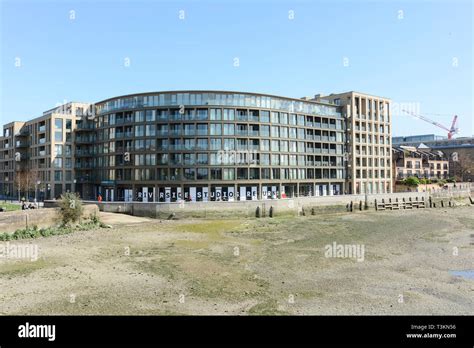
<box><xmin>1</xmin><ymin>0</ymin><xmax>472</xmax><ymax>137</ymax></box>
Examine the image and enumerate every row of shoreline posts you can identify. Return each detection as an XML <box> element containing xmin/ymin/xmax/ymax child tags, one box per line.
<box><xmin>254</xmin><ymin>194</ymin><xmax>473</xmax><ymax>217</ymax></box>
<box><xmin>343</xmin><ymin>196</ymin><xmax>460</xmax><ymax>212</ymax></box>
<box><xmin>255</xmin><ymin>204</ymin><xmax>274</xmax><ymax>218</ymax></box>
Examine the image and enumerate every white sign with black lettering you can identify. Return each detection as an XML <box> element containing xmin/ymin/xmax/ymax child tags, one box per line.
<box><xmin>251</xmin><ymin>186</ymin><xmax>258</xmax><ymax>200</ymax></box>
<box><xmin>240</xmin><ymin>186</ymin><xmax>246</xmax><ymax>201</ymax></box>
<box><xmin>165</xmin><ymin>187</ymin><xmax>171</xmax><ymax>202</ymax></box>
<box><xmin>190</xmin><ymin>187</ymin><xmax>196</xmax><ymax>202</ymax></box>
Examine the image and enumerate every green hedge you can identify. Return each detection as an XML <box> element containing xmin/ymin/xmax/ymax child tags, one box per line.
<box><xmin>0</xmin><ymin>220</ymin><xmax>102</xmax><ymax>241</ymax></box>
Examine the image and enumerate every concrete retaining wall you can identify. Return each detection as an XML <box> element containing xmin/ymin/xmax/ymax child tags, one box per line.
<box><xmin>93</xmin><ymin>188</ymin><xmax>471</xmax><ymax>219</ymax></box>
<box><xmin>0</xmin><ymin>204</ymin><xmax>99</xmax><ymax>233</ymax></box>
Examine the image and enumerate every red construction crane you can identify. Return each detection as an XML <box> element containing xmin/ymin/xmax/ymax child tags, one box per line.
<box><xmin>401</xmin><ymin>109</ymin><xmax>459</xmax><ymax>139</ymax></box>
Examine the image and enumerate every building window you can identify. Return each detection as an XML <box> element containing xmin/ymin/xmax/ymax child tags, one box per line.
<box><xmin>210</xmin><ymin>123</ymin><xmax>222</xmax><ymax>135</ymax></box>
<box><xmin>249</xmin><ymin>168</ymin><xmax>259</xmax><ymax>180</ymax></box>
<box><xmin>271</xmin><ymin>112</ymin><xmax>279</xmax><ymax>123</ymax></box>
<box><xmin>223</xmin><ymin>138</ymin><xmax>234</xmax><ymax>150</ymax></box>
<box><xmin>54</xmin><ymin>131</ymin><xmax>62</xmax><ymax>142</ymax></box>
<box><xmin>55</xmin><ymin>144</ymin><xmax>63</xmax><ymax>156</ymax></box>
<box><xmin>260</xmin><ymin>139</ymin><xmax>270</xmax><ymax>151</ymax></box>
<box><xmin>54</xmin><ymin>158</ymin><xmax>63</xmax><ymax>168</ymax></box>
<box><xmin>145</xmin><ymin>125</ymin><xmax>156</xmax><ymax>137</ymax></box>
<box><xmin>145</xmin><ymin>110</ymin><xmax>155</xmax><ymax>122</ymax></box>
<box><xmin>135</xmin><ymin>111</ymin><xmax>145</xmax><ymax>122</ymax></box>
<box><xmin>223</xmin><ymin>124</ymin><xmax>234</xmax><ymax>135</ymax></box>
<box><xmin>197</xmin><ymin>153</ymin><xmax>208</xmax><ymax>165</ymax></box>
<box><xmin>260</xmin><ymin>111</ymin><xmax>270</xmax><ymax>123</ymax></box>
<box><xmin>183</xmin><ymin>153</ymin><xmax>195</xmax><ymax>165</ymax></box>
<box><xmin>297</xmin><ymin>115</ymin><xmax>305</xmax><ymax>126</ymax></box>
<box><xmin>223</xmin><ymin>109</ymin><xmax>234</xmax><ymax>120</ymax></box>
<box><xmin>210</xmin><ymin>138</ymin><xmax>221</xmax><ymax>150</ymax></box>
<box><xmin>196</xmin><ymin>109</ymin><xmax>208</xmax><ymax>120</ymax></box>
<box><xmin>196</xmin><ymin>138</ymin><xmax>208</xmax><ymax>150</ymax></box>
<box><xmin>260</xmin><ymin>153</ymin><xmax>270</xmax><ymax>165</ymax></box>
<box><xmin>223</xmin><ymin>168</ymin><xmax>235</xmax><ymax>180</ymax></box>
<box><xmin>271</xmin><ymin>154</ymin><xmax>280</xmax><ymax>165</ymax></box>
<box><xmin>237</xmin><ymin>168</ymin><xmax>248</xmax><ymax>180</ymax></box>
<box><xmin>271</xmin><ymin>126</ymin><xmax>279</xmax><ymax>137</ymax></box>
<box><xmin>211</xmin><ymin>168</ymin><xmax>222</xmax><ymax>180</ymax></box>
<box><xmin>197</xmin><ymin>168</ymin><xmax>208</xmax><ymax>180</ymax></box>
<box><xmin>197</xmin><ymin>124</ymin><xmax>208</xmax><ymax>136</ymax></box>
<box><xmin>271</xmin><ymin>140</ymin><xmax>279</xmax><ymax>152</ymax></box>
<box><xmin>135</xmin><ymin>125</ymin><xmax>145</xmax><ymax>137</ymax></box>
<box><xmin>157</xmin><ymin>168</ymin><xmax>168</xmax><ymax>180</ymax></box>
<box><xmin>184</xmin><ymin>124</ymin><xmax>195</xmax><ymax>136</ymax></box>
<box><xmin>210</xmin><ymin>109</ymin><xmax>221</xmax><ymax>120</ymax></box>
<box><xmin>184</xmin><ymin>168</ymin><xmax>195</xmax><ymax>180</ymax></box>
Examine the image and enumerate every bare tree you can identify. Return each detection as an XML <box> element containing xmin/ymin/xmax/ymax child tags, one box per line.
<box><xmin>14</xmin><ymin>169</ymin><xmax>40</xmax><ymax>201</ymax></box>
<box><xmin>452</xmin><ymin>151</ymin><xmax>474</xmax><ymax>181</ymax></box>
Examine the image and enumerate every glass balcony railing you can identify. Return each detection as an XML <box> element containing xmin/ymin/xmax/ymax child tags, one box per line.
<box><xmin>169</xmin><ymin>144</ymin><xmax>183</xmax><ymax>151</ymax></box>
<box><xmin>236</xmin><ymin>130</ymin><xmax>248</xmax><ymax>136</ymax></box>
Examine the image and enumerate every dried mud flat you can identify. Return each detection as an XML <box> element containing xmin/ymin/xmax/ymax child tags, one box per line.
<box><xmin>1</xmin><ymin>207</ymin><xmax>473</xmax><ymax>315</ymax></box>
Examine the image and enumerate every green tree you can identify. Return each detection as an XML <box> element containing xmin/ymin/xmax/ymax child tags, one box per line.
<box><xmin>404</xmin><ymin>176</ymin><xmax>420</xmax><ymax>187</ymax></box>
<box><xmin>58</xmin><ymin>192</ymin><xmax>83</xmax><ymax>225</ymax></box>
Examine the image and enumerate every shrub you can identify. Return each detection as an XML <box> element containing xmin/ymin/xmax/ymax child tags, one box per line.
<box><xmin>58</xmin><ymin>192</ymin><xmax>83</xmax><ymax>226</ymax></box>
<box><xmin>438</xmin><ymin>179</ymin><xmax>447</xmax><ymax>186</ymax></box>
<box><xmin>90</xmin><ymin>213</ymin><xmax>100</xmax><ymax>225</ymax></box>
<box><xmin>404</xmin><ymin>176</ymin><xmax>420</xmax><ymax>187</ymax></box>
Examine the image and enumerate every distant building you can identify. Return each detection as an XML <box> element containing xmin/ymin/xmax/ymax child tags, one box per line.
<box><xmin>391</xmin><ymin>135</ymin><xmax>474</xmax><ymax>182</ymax></box>
<box><xmin>393</xmin><ymin>134</ymin><xmax>447</xmax><ymax>145</ymax></box>
<box><xmin>392</xmin><ymin>146</ymin><xmax>449</xmax><ymax>183</ymax></box>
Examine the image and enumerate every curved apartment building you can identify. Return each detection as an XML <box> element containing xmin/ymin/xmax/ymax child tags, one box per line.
<box><xmin>1</xmin><ymin>90</ymin><xmax>392</xmax><ymax>202</ymax></box>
